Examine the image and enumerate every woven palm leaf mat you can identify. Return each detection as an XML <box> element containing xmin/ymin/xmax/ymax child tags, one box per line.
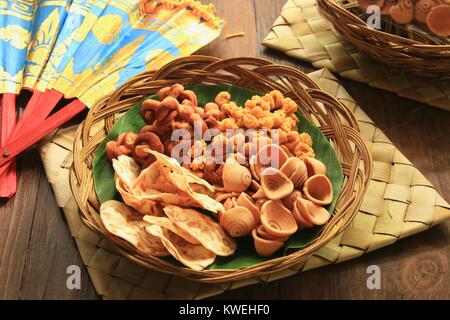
<box><xmin>262</xmin><ymin>0</ymin><xmax>450</xmax><ymax>112</ymax></box>
<box><xmin>38</xmin><ymin>69</ymin><xmax>450</xmax><ymax>300</ymax></box>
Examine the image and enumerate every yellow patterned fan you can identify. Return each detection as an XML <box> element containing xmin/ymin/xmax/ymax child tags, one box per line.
<box><xmin>0</xmin><ymin>0</ymin><xmax>224</xmax><ymax>198</ymax></box>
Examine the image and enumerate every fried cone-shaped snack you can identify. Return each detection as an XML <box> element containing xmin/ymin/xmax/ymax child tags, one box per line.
<box><xmin>100</xmin><ymin>200</ymin><xmax>169</xmax><ymax>256</ymax></box>
<box><xmin>145</xmin><ymin>225</ymin><xmax>216</xmax><ymax>271</ymax></box>
<box><xmin>163</xmin><ymin>205</ymin><xmax>236</xmax><ymax>256</ymax></box>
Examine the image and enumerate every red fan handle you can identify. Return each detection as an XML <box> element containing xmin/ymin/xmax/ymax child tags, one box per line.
<box><xmin>0</xmin><ymin>93</ymin><xmax>17</xmax><ymax>198</ymax></box>
<box><xmin>0</xmin><ymin>99</ymin><xmax>86</xmax><ymax>175</ymax></box>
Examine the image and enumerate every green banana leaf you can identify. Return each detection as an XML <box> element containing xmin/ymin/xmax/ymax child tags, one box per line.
<box><xmin>92</xmin><ymin>84</ymin><xmax>344</xmax><ymax>270</ymax></box>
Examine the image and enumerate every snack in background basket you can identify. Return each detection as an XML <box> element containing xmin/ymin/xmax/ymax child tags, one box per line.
<box><xmin>357</xmin><ymin>0</ymin><xmax>450</xmax><ymax>37</ymax></box>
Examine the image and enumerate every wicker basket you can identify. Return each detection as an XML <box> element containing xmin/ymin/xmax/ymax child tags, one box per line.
<box><xmin>317</xmin><ymin>0</ymin><xmax>450</xmax><ymax>79</ymax></box>
<box><xmin>69</xmin><ymin>56</ymin><xmax>372</xmax><ymax>283</ymax></box>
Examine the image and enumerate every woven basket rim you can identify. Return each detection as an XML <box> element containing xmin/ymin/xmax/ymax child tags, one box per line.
<box><xmin>69</xmin><ymin>55</ymin><xmax>372</xmax><ymax>283</ymax></box>
<box><xmin>317</xmin><ymin>0</ymin><xmax>450</xmax><ymax>78</ymax></box>
<box><xmin>320</xmin><ymin>0</ymin><xmax>450</xmax><ymax>48</ymax></box>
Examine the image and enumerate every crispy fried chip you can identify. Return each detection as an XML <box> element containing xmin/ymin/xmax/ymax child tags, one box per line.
<box><xmin>149</xmin><ymin>150</ymin><xmax>215</xmax><ymax>194</ymax></box>
<box><xmin>118</xmin><ymin>176</ymin><xmax>207</xmax><ymax>212</ymax></box>
<box><xmin>145</xmin><ymin>225</ymin><xmax>216</xmax><ymax>271</ymax></box>
<box><xmin>113</xmin><ymin>154</ymin><xmax>224</xmax><ymax>213</ymax></box>
<box><xmin>112</xmin><ymin>156</ymin><xmax>141</xmax><ymax>191</ymax></box>
<box><xmin>100</xmin><ymin>201</ymin><xmax>169</xmax><ymax>256</ymax></box>
<box><xmin>116</xmin><ymin>177</ymin><xmax>163</xmax><ymax>215</ymax></box>
<box><xmin>163</xmin><ymin>205</ymin><xmax>237</xmax><ymax>256</ymax></box>
<box><xmin>148</xmin><ymin>151</ymin><xmax>223</xmax><ymax>213</ymax></box>
<box><xmin>143</xmin><ymin>215</ymin><xmax>200</xmax><ymax>245</ymax></box>
<box><xmin>135</xmin><ymin>162</ymin><xmax>180</xmax><ymax>194</ymax></box>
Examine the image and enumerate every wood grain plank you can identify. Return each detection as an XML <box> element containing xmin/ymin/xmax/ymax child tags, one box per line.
<box><xmin>0</xmin><ymin>152</ymin><xmax>41</xmax><ymax>299</ymax></box>
<box><xmin>254</xmin><ymin>0</ymin><xmax>314</xmax><ymax>71</ymax></box>
<box><xmin>279</xmin><ymin>223</ymin><xmax>449</xmax><ymax>299</ymax></box>
<box><xmin>197</xmin><ymin>0</ymin><xmax>257</xmax><ymax>57</ymax></box>
<box><xmin>0</xmin><ymin>0</ymin><xmax>448</xmax><ymax>300</ymax></box>
<box><xmin>213</xmin><ymin>282</ymin><xmax>280</xmax><ymax>300</ymax></box>
<box><xmin>17</xmin><ymin>162</ymin><xmax>98</xmax><ymax>299</ymax></box>
<box><xmin>0</xmin><ymin>151</ymin><xmax>98</xmax><ymax>299</ymax></box>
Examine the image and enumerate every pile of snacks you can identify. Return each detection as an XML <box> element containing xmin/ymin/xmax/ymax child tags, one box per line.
<box><xmin>106</xmin><ymin>84</ymin><xmax>315</xmax><ymax>176</ymax></box>
<box><xmin>215</xmin><ymin>141</ymin><xmax>333</xmax><ymax>251</ymax></box>
<box><xmin>101</xmin><ymin>152</ymin><xmax>235</xmax><ymax>271</ymax></box>
<box><xmin>358</xmin><ymin>0</ymin><xmax>450</xmax><ymax>37</ymax></box>
<box><xmin>102</xmin><ymin>84</ymin><xmax>334</xmax><ymax>269</ymax></box>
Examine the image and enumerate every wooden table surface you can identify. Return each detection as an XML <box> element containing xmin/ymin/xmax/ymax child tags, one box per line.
<box><xmin>0</xmin><ymin>0</ymin><xmax>449</xmax><ymax>300</ymax></box>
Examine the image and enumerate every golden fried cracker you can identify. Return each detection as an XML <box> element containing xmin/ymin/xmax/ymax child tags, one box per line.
<box><xmin>145</xmin><ymin>225</ymin><xmax>216</xmax><ymax>271</ymax></box>
<box><xmin>113</xmin><ymin>158</ymin><xmax>212</xmax><ymax>213</ymax></box>
<box><xmin>116</xmin><ymin>178</ymin><xmax>163</xmax><ymax>215</ymax></box>
<box><xmin>163</xmin><ymin>205</ymin><xmax>236</xmax><ymax>256</ymax></box>
<box><xmin>112</xmin><ymin>154</ymin><xmax>223</xmax><ymax>213</ymax></box>
<box><xmin>135</xmin><ymin>162</ymin><xmax>180</xmax><ymax>194</ymax></box>
<box><xmin>149</xmin><ymin>150</ymin><xmax>215</xmax><ymax>193</ymax></box>
<box><xmin>100</xmin><ymin>201</ymin><xmax>168</xmax><ymax>256</ymax></box>
<box><xmin>148</xmin><ymin>150</ymin><xmax>223</xmax><ymax>213</ymax></box>
<box><xmin>143</xmin><ymin>215</ymin><xmax>200</xmax><ymax>245</ymax></box>
<box><xmin>112</xmin><ymin>156</ymin><xmax>141</xmax><ymax>191</ymax></box>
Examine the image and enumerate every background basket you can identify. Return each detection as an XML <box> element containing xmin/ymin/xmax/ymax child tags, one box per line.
<box><xmin>69</xmin><ymin>56</ymin><xmax>372</xmax><ymax>283</ymax></box>
<box><xmin>317</xmin><ymin>0</ymin><xmax>450</xmax><ymax>79</ymax></box>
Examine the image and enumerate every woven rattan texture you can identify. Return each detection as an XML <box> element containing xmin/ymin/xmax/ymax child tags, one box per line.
<box><xmin>317</xmin><ymin>0</ymin><xmax>450</xmax><ymax>78</ymax></box>
<box><xmin>262</xmin><ymin>0</ymin><xmax>450</xmax><ymax>112</ymax></box>
<box><xmin>38</xmin><ymin>69</ymin><xmax>450</xmax><ymax>299</ymax></box>
<box><xmin>68</xmin><ymin>56</ymin><xmax>371</xmax><ymax>283</ymax></box>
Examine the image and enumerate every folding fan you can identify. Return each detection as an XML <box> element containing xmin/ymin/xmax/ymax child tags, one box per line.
<box><xmin>0</xmin><ymin>0</ymin><xmax>224</xmax><ymax>198</ymax></box>
<box><xmin>0</xmin><ymin>0</ymin><xmax>36</xmax><ymax>197</ymax></box>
